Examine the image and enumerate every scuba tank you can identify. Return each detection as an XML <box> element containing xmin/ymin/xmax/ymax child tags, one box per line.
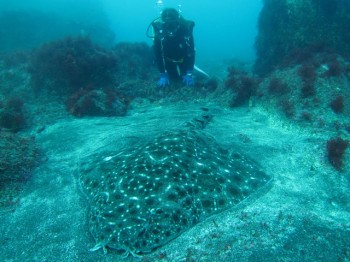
<box><xmin>147</xmin><ymin>1</ymin><xmax>210</xmax><ymax>78</ymax></box>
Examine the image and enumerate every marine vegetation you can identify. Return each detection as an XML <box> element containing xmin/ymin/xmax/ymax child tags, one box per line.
<box><xmin>279</xmin><ymin>98</ymin><xmax>295</xmax><ymax>118</ymax></box>
<box><xmin>225</xmin><ymin>67</ymin><xmax>257</xmax><ymax>107</ymax></box>
<box><xmin>28</xmin><ymin>37</ymin><xmax>157</xmax><ymax>117</ymax></box>
<box><xmin>322</xmin><ymin>59</ymin><xmax>343</xmax><ymax>78</ymax></box>
<box><xmin>28</xmin><ymin>36</ymin><xmax>118</xmax><ymax>96</ymax></box>
<box><xmin>329</xmin><ymin>96</ymin><xmax>345</xmax><ymax>114</ymax></box>
<box><xmin>326</xmin><ymin>136</ymin><xmax>349</xmax><ymax>170</ymax></box>
<box><xmin>257</xmin><ymin>50</ymin><xmax>350</xmax><ymax>127</ymax></box>
<box><xmin>267</xmin><ymin>77</ymin><xmax>289</xmax><ymax>96</ymax></box>
<box><xmin>66</xmin><ymin>87</ymin><xmax>129</xmax><ymax>117</ymax></box>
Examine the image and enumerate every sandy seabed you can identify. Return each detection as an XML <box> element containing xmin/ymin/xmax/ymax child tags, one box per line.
<box><xmin>0</xmin><ymin>100</ymin><xmax>349</xmax><ymax>262</ymax></box>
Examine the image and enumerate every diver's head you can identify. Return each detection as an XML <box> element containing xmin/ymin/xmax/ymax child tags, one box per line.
<box><xmin>161</xmin><ymin>8</ymin><xmax>180</xmax><ymax>36</ymax></box>
<box><xmin>161</xmin><ymin>8</ymin><xmax>180</xmax><ymax>23</ymax></box>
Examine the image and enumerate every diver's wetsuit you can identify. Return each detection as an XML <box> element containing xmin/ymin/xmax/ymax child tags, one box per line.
<box><xmin>152</xmin><ymin>19</ymin><xmax>195</xmax><ymax>81</ymax></box>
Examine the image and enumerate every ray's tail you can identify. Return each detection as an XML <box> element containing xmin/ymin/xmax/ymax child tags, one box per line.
<box><xmin>184</xmin><ymin>107</ymin><xmax>213</xmax><ymax>130</ymax></box>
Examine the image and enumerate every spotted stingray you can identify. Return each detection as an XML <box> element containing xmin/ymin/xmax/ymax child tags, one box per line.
<box><xmin>79</xmin><ymin>113</ymin><xmax>272</xmax><ymax>256</ymax></box>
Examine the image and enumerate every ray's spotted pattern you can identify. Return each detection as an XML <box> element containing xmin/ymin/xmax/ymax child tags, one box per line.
<box><xmin>79</xmin><ymin>112</ymin><xmax>272</xmax><ymax>256</ymax></box>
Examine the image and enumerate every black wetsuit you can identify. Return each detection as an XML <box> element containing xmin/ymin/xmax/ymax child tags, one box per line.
<box><xmin>152</xmin><ymin>18</ymin><xmax>195</xmax><ymax>80</ymax></box>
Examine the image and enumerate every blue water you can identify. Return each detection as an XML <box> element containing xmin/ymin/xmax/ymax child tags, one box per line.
<box><xmin>103</xmin><ymin>0</ymin><xmax>262</xmax><ymax>64</ymax></box>
<box><xmin>0</xmin><ymin>0</ymin><xmax>262</xmax><ymax>65</ymax></box>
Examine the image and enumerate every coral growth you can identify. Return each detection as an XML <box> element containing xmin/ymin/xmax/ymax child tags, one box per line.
<box><xmin>326</xmin><ymin>137</ymin><xmax>349</xmax><ymax>170</ymax></box>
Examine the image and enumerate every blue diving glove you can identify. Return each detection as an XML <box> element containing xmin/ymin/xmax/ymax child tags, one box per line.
<box><xmin>157</xmin><ymin>73</ymin><xmax>170</xmax><ymax>88</ymax></box>
<box><xmin>182</xmin><ymin>70</ymin><xmax>194</xmax><ymax>86</ymax></box>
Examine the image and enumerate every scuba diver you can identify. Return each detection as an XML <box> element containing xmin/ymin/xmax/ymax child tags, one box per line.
<box><xmin>149</xmin><ymin>8</ymin><xmax>195</xmax><ymax>87</ymax></box>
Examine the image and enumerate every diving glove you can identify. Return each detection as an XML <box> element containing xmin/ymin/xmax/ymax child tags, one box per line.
<box><xmin>182</xmin><ymin>70</ymin><xmax>194</xmax><ymax>86</ymax></box>
<box><xmin>157</xmin><ymin>72</ymin><xmax>170</xmax><ymax>88</ymax></box>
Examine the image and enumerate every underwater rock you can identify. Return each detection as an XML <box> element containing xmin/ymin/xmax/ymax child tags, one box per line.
<box><xmin>255</xmin><ymin>0</ymin><xmax>350</xmax><ymax>76</ymax></box>
<box><xmin>79</xmin><ymin>115</ymin><xmax>272</xmax><ymax>255</ymax></box>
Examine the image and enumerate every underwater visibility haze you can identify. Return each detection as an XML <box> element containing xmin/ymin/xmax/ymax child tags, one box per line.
<box><xmin>0</xmin><ymin>0</ymin><xmax>262</xmax><ymax>65</ymax></box>
<box><xmin>0</xmin><ymin>0</ymin><xmax>349</xmax><ymax>261</ymax></box>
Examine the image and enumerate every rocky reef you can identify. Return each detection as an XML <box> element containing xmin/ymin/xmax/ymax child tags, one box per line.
<box><xmin>255</xmin><ymin>0</ymin><xmax>350</xmax><ymax>76</ymax></box>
